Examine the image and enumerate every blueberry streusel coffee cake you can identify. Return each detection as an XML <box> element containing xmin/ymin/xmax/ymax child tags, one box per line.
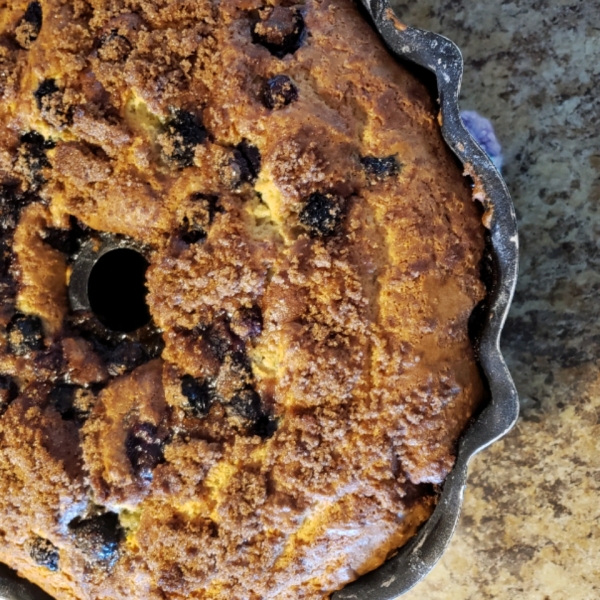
<box><xmin>0</xmin><ymin>0</ymin><xmax>486</xmax><ymax>598</ymax></box>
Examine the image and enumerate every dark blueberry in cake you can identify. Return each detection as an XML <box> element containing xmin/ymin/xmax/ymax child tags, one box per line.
<box><xmin>299</xmin><ymin>192</ymin><xmax>344</xmax><ymax>237</ymax></box>
<box><xmin>34</xmin><ymin>79</ymin><xmax>71</xmax><ymax>127</ymax></box>
<box><xmin>15</xmin><ymin>2</ymin><xmax>42</xmax><ymax>49</ymax></box>
<box><xmin>238</xmin><ymin>141</ymin><xmax>261</xmax><ymax>180</ymax></box>
<box><xmin>140</xmin><ymin>328</ymin><xmax>165</xmax><ymax>361</ymax></box>
<box><xmin>252</xmin><ymin>7</ymin><xmax>305</xmax><ymax>58</ymax></box>
<box><xmin>105</xmin><ymin>340</ymin><xmax>148</xmax><ymax>377</ymax></box>
<box><xmin>251</xmin><ymin>413</ymin><xmax>278</xmax><ymax>439</ymax></box>
<box><xmin>180</xmin><ymin>225</ymin><xmax>206</xmax><ymax>245</ymax></box>
<box><xmin>360</xmin><ymin>155</ymin><xmax>400</xmax><ymax>180</ymax></box>
<box><xmin>34</xmin><ymin>344</ymin><xmax>64</xmax><ymax>376</ymax></box>
<box><xmin>231</xmin><ymin>305</ymin><xmax>263</xmax><ymax>340</ymax></box>
<box><xmin>179</xmin><ymin>194</ymin><xmax>220</xmax><ymax>244</ymax></box>
<box><xmin>47</xmin><ymin>384</ymin><xmax>94</xmax><ymax>422</ymax></box>
<box><xmin>230</xmin><ymin>140</ymin><xmax>262</xmax><ymax>186</ymax></box>
<box><xmin>98</xmin><ymin>31</ymin><xmax>132</xmax><ymax>62</ymax></box>
<box><xmin>7</xmin><ymin>313</ymin><xmax>44</xmax><ymax>355</ymax></box>
<box><xmin>0</xmin><ymin>184</ymin><xmax>25</xmax><ymax>233</ymax></box>
<box><xmin>33</xmin><ymin>79</ymin><xmax>59</xmax><ymax>110</ymax></box>
<box><xmin>181</xmin><ymin>375</ymin><xmax>215</xmax><ymax>416</ymax></box>
<box><xmin>125</xmin><ymin>422</ymin><xmax>164</xmax><ymax>480</ymax></box>
<box><xmin>29</xmin><ymin>537</ymin><xmax>60</xmax><ymax>571</ymax></box>
<box><xmin>229</xmin><ymin>149</ymin><xmax>252</xmax><ymax>187</ymax></box>
<box><xmin>67</xmin><ymin>310</ymin><xmax>163</xmax><ymax>372</ymax></box>
<box><xmin>48</xmin><ymin>384</ymin><xmax>78</xmax><ymax>420</ymax></box>
<box><xmin>69</xmin><ymin>512</ymin><xmax>123</xmax><ymax>564</ymax></box>
<box><xmin>41</xmin><ymin>217</ymin><xmax>89</xmax><ymax>257</ymax></box>
<box><xmin>230</xmin><ymin>387</ymin><xmax>262</xmax><ymax>421</ymax></box>
<box><xmin>262</xmin><ymin>75</ymin><xmax>298</xmax><ymax>110</ymax></box>
<box><xmin>23</xmin><ymin>2</ymin><xmax>42</xmax><ymax>28</ymax></box>
<box><xmin>204</xmin><ymin>318</ymin><xmax>244</xmax><ymax>362</ymax></box>
<box><xmin>194</xmin><ymin>193</ymin><xmax>222</xmax><ymax>219</ymax></box>
<box><xmin>0</xmin><ymin>375</ymin><xmax>18</xmax><ymax>417</ymax></box>
<box><xmin>20</xmin><ymin>130</ymin><xmax>54</xmax><ymax>151</ymax></box>
<box><xmin>162</xmin><ymin>109</ymin><xmax>207</xmax><ymax>168</ymax></box>
<box><xmin>22</xmin><ymin>2</ymin><xmax>42</xmax><ymax>33</ymax></box>
<box><xmin>228</xmin><ymin>351</ymin><xmax>253</xmax><ymax>382</ymax></box>
<box><xmin>0</xmin><ymin>236</ymin><xmax>17</xmax><ymax>307</ymax></box>
<box><xmin>0</xmin><ymin>239</ymin><xmax>12</xmax><ymax>278</ymax></box>
<box><xmin>71</xmin><ymin>387</ymin><xmax>96</xmax><ymax>421</ymax></box>
<box><xmin>18</xmin><ymin>131</ymin><xmax>53</xmax><ymax>191</ymax></box>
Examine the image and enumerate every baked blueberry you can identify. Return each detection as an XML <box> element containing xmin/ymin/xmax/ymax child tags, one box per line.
<box><xmin>19</xmin><ymin>130</ymin><xmax>53</xmax><ymax>151</ymax></box>
<box><xmin>194</xmin><ymin>193</ymin><xmax>221</xmax><ymax>218</ymax></box>
<box><xmin>180</xmin><ymin>224</ymin><xmax>206</xmax><ymax>245</ymax></box>
<box><xmin>231</xmin><ymin>306</ymin><xmax>263</xmax><ymax>340</ymax></box>
<box><xmin>98</xmin><ymin>31</ymin><xmax>132</xmax><ymax>62</ymax></box>
<box><xmin>15</xmin><ymin>2</ymin><xmax>42</xmax><ymax>49</ymax></box>
<box><xmin>262</xmin><ymin>75</ymin><xmax>298</xmax><ymax>110</ymax></box>
<box><xmin>229</xmin><ymin>141</ymin><xmax>262</xmax><ymax>187</ymax></box>
<box><xmin>204</xmin><ymin>318</ymin><xmax>243</xmax><ymax>362</ymax></box>
<box><xmin>238</xmin><ymin>141</ymin><xmax>262</xmax><ymax>181</ymax></box>
<box><xmin>48</xmin><ymin>384</ymin><xmax>78</xmax><ymax>420</ymax></box>
<box><xmin>161</xmin><ymin>109</ymin><xmax>207</xmax><ymax>168</ymax></box>
<box><xmin>66</xmin><ymin>308</ymin><xmax>162</xmax><ymax>375</ymax></box>
<box><xmin>29</xmin><ymin>537</ymin><xmax>60</xmax><ymax>571</ymax></box>
<box><xmin>251</xmin><ymin>413</ymin><xmax>278</xmax><ymax>439</ymax></box>
<box><xmin>48</xmin><ymin>384</ymin><xmax>94</xmax><ymax>422</ymax></box>
<box><xmin>228</xmin><ymin>140</ymin><xmax>262</xmax><ymax>187</ymax></box>
<box><xmin>179</xmin><ymin>194</ymin><xmax>220</xmax><ymax>244</ymax></box>
<box><xmin>0</xmin><ymin>184</ymin><xmax>25</xmax><ymax>233</ymax></box>
<box><xmin>360</xmin><ymin>155</ymin><xmax>400</xmax><ymax>180</ymax></box>
<box><xmin>17</xmin><ymin>131</ymin><xmax>53</xmax><ymax>191</ymax></box>
<box><xmin>34</xmin><ymin>80</ymin><xmax>71</xmax><ymax>128</ymax></box>
<box><xmin>0</xmin><ymin>238</ymin><xmax>12</xmax><ymax>277</ymax></box>
<box><xmin>228</xmin><ymin>150</ymin><xmax>251</xmax><ymax>187</ymax></box>
<box><xmin>230</xmin><ymin>386</ymin><xmax>262</xmax><ymax>421</ymax></box>
<box><xmin>217</xmin><ymin>351</ymin><xmax>254</xmax><ymax>403</ymax></box>
<box><xmin>252</xmin><ymin>7</ymin><xmax>305</xmax><ymax>58</ymax></box>
<box><xmin>7</xmin><ymin>313</ymin><xmax>44</xmax><ymax>355</ymax></box>
<box><xmin>299</xmin><ymin>192</ymin><xmax>344</xmax><ymax>237</ymax></box>
<box><xmin>0</xmin><ymin>234</ymin><xmax>18</xmax><ymax>308</ymax></box>
<box><xmin>0</xmin><ymin>375</ymin><xmax>18</xmax><ymax>417</ymax></box>
<box><xmin>22</xmin><ymin>2</ymin><xmax>42</xmax><ymax>29</ymax></box>
<box><xmin>33</xmin><ymin>79</ymin><xmax>59</xmax><ymax>110</ymax></box>
<box><xmin>125</xmin><ymin>422</ymin><xmax>164</xmax><ymax>480</ymax></box>
<box><xmin>69</xmin><ymin>512</ymin><xmax>123</xmax><ymax>565</ymax></box>
<box><xmin>105</xmin><ymin>340</ymin><xmax>148</xmax><ymax>377</ymax></box>
<box><xmin>0</xmin><ymin>235</ymin><xmax>16</xmax><ymax>307</ymax></box>
<box><xmin>181</xmin><ymin>375</ymin><xmax>215</xmax><ymax>416</ymax></box>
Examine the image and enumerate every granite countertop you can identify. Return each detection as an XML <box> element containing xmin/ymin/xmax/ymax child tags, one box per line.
<box><xmin>387</xmin><ymin>1</ymin><xmax>600</xmax><ymax>598</ymax></box>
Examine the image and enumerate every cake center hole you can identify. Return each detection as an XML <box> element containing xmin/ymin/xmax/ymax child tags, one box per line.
<box><xmin>87</xmin><ymin>248</ymin><xmax>151</xmax><ymax>332</ymax></box>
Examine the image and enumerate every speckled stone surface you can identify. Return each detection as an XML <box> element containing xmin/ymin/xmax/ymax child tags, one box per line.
<box><xmin>387</xmin><ymin>1</ymin><xmax>600</xmax><ymax>598</ymax></box>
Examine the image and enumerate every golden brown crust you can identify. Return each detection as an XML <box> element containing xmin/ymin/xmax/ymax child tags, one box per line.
<box><xmin>0</xmin><ymin>0</ymin><xmax>485</xmax><ymax>598</ymax></box>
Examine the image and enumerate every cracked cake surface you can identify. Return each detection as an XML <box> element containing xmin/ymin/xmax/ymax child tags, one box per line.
<box><xmin>0</xmin><ymin>0</ymin><xmax>486</xmax><ymax>598</ymax></box>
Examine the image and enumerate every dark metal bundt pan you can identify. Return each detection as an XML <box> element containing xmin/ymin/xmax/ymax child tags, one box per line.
<box><xmin>0</xmin><ymin>1</ymin><xmax>519</xmax><ymax>598</ymax></box>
